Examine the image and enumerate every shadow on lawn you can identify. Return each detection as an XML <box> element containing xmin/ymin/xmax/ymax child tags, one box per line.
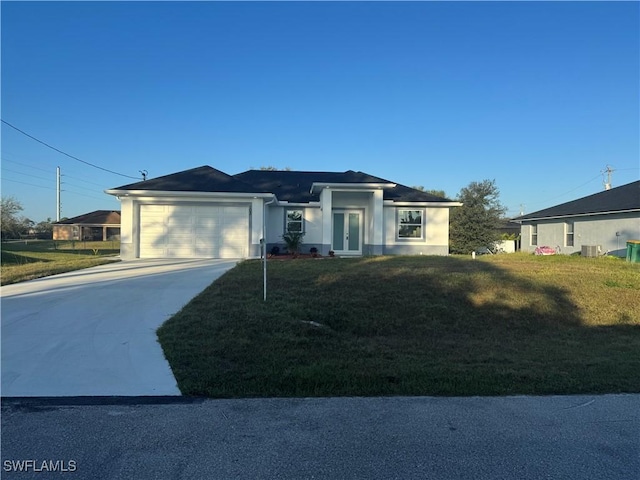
<box><xmin>0</xmin><ymin>252</ymin><xmax>52</xmax><ymax>266</ymax></box>
<box><xmin>267</xmin><ymin>256</ymin><xmax>639</xmax><ymax>393</ymax></box>
<box><xmin>161</xmin><ymin>255</ymin><xmax>640</xmax><ymax>397</ymax></box>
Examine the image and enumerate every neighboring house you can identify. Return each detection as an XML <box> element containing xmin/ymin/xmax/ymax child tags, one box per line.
<box><xmin>512</xmin><ymin>180</ymin><xmax>640</xmax><ymax>256</ymax></box>
<box><xmin>105</xmin><ymin>166</ymin><xmax>461</xmax><ymax>260</ymax></box>
<box><xmin>53</xmin><ymin>210</ymin><xmax>121</xmax><ymax>241</ymax></box>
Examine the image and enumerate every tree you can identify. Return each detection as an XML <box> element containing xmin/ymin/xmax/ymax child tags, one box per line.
<box><xmin>1</xmin><ymin>196</ymin><xmax>27</xmax><ymax>239</ymax></box>
<box><xmin>259</xmin><ymin>166</ymin><xmax>292</xmax><ymax>171</ymax></box>
<box><xmin>449</xmin><ymin>179</ymin><xmax>507</xmax><ymax>254</ymax></box>
<box><xmin>35</xmin><ymin>218</ymin><xmax>54</xmax><ymax>239</ymax></box>
<box><xmin>411</xmin><ymin>186</ymin><xmax>448</xmax><ymax>199</ymax></box>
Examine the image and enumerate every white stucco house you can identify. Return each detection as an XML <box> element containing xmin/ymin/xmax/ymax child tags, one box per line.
<box><xmin>512</xmin><ymin>180</ymin><xmax>640</xmax><ymax>257</ymax></box>
<box><xmin>105</xmin><ymin>166</ymin><xmax>461</xmax><ymax>260</ymax></box>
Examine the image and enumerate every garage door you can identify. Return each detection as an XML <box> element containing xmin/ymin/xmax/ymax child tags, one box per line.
<box><xmin>140</xmin><ymin>204</ymin><xmax>249</xmax><ymax>258</ymax></box>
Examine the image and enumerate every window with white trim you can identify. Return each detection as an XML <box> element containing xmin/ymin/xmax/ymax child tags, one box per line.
<box><xmin>286</xmin><ymin>209</ymin><xmax>303</xmax><ymax>233</ymax></box>
<box><xmin>531</xmin><ymin>224</ymin><xmax>538</xmax><ymax>246</ymax></box>
<box><xmin>565</xmin><ymin>221</ymin><xmax>574</xmax><ymax>247</ymax></box>
<box><xmin>398</xmin><ymin>209</ymin><xmax>423</xmax><ymax>239</ymax></box>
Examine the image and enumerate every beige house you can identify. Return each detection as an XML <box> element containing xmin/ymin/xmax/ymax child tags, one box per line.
<box><xmin>53</xmin><ymin>210</ymin><xmax>121</xmax><ymax>241</ymax></box>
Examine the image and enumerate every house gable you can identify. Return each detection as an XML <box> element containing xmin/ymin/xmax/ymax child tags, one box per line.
<box><xmin>515</xmin><ymin>180</ymin><xmax>640</xmax><ymax>221</ymax></box>
<box><xmin>111</xmin><ymin>165</ymin><xmax>259</xmax><ymax>194</ymax></box>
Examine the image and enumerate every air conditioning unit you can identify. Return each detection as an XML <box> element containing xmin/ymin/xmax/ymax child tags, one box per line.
<box><xmin>581</xmin><ymin>245</ymin><xmax>600</xmax><ymax>257</ymax></box>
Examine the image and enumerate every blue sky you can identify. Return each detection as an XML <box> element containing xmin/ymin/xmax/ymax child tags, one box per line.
<box><xmin>2</xmin><ymin>1</ymin><xmax>638</xmax><ymax>222</ymax></box>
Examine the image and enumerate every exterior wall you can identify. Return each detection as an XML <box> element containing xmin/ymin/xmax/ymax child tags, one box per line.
<box><xmin>53</xmin><ymin>225</ymin><xmax>74</xmax><ymax>241</ymax></box>
<box><xmin>521</xmin><ymin>212</ymin><xmax>640</xmax><ymax>256</ymax></box>
<box><xmin>119</xmin><ymin>195</ymin><xmax>260</xmax><ymax>260</ymax></box>
<box><xmin>384</xmin><ymin>206</ymin><xmax>451</xmax><ymax>255</ymax></box>
<box><xmin>265</xmin><ymin>205</ymin><xmax>323</xmax><ymax>255</ymax></box>
<box><xmin>116</xmin><ymin>192</ymin><xmax>456</xmax><ymax>259</ymax></box>
<box><xmin>120</xmin><ymin>197</ymin><xmax>136</xmax><ymax>259</ymax></box>
<box><xmin>269</xmin><ymin>200</ymin><xmax>453</xmax><ymax>257</ymax></box>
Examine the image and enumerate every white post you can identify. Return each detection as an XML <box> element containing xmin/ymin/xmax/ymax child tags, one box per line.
<box><xmin>263</xmin><ymin>197</ymin><xmax>276</xmax><ymax>301</ymax></box>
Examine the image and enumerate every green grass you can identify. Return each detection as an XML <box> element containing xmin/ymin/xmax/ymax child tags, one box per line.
<box><xmin>1</xmin><ymin>239</ymin><xmax>120</xmax><ymax>285</ymax></box>
<box><xmin>157</xmin><ymin>254</ymin><xmax>640</xmax><ymax>398</ymax></box>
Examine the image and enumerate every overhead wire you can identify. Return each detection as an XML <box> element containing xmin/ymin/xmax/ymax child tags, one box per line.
<box><xmin>0</xmin><ymin>177</ymin><xmax>56</xmax><ymax>191</ymax></box>
<box><xmin>1</xmin><ymin>156</ymin><xmax>54</xmax><ymax>174</ymax></box>
<box><xmin>3</xmin><ymin>156</ymin><xmax>114</xmax><ymax>189</ymax></box>
<box><xmin>1</xmin><ymin>167</ymin><xmax>52</xmax><ymax>183</ymax></box>
<box><xmin>524</xmin><ymin>173</ymin><xmax>602</xmax><ymax>210</ymax></box>
<box><xmin>1</xmin><ymin>119</ymin><xmax>141</xmax><ymax>180</ymax></box>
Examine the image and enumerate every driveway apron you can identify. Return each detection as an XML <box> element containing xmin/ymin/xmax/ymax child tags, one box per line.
<box><xmin>1</xmin><ymin>259</ymin><xmax>238</xmax><ymax>397</ymax></box>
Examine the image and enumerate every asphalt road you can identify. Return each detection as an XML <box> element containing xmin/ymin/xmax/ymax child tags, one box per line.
<box><xmin>2</xmin><ymin>394</ymin><xmax>638</xmax><ymax>480</ymax></box>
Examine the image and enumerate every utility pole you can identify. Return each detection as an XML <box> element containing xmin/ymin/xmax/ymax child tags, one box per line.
<box><xmin>602</xmin><ymin>165</ymin><xmax>614</xmax><ymax>190</ymax></box>
<box><xmin>519</xmin><ymin>204</ymin><xmax>525</xmax><ymax>216</ymax></box>
<box><xmin>56</xmin><ymin>166</ymin><xmax>61</xmax><ymax>221</ymax></box>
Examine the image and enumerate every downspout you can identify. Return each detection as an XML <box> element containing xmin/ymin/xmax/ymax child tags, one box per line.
<box><xmin>263</xmin><ymin>196</ymin><xmax>276</xmax><ymax>301</ymax></box>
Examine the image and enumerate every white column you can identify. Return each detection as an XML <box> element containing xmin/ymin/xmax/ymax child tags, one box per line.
<box><xmin>320</xmin><ymin>188</ymin><xmax>333</xmax><ymax>255</ymax></box>
<box><xmin>371</xmin><ymin>189</ymin><xmax>384</xmax><ymax>254</ymax></box>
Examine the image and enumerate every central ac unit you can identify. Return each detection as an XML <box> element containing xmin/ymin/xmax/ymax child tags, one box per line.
<box><xmin>581</xmin><ymin>245</ymin><xmax>600</xmax><ymax>257</ymax></box>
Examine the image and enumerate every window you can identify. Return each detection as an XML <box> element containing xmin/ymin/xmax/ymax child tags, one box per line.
<box><xmin>565</xmin><ymin>221</ymin><xmax>574</xmax><ymax>247</ymax></box>
<box><xmin>531</xmin><ymin>224</ymin><xmax>538</xmax><ymax>246</ymax></box>
<box><xmin>286</xmin><ymin>209</ymin><xmax>303</xmax><ymax>233</ymax></box>
<box><xmin>398</xmin><ymin>209</ymin><xmax>423</xmax><ymax>238</ymax></box>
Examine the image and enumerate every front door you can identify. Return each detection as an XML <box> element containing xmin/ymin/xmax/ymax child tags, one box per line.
<box><xmin>332</xmin><ymin>210</ymin><xmax>362</xmax><ymax>255</ymax></box>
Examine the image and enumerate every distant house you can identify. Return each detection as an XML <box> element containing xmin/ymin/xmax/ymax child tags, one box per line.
<box><xmin>512</xmin><ymin>181</ymin><xmax>640</xmax><ymax>256</ymax></box>
<box><xmin>105</xmin><ymin>166</ymin><xmax>460</xmax><ymax>260</ymax></box>
<box><xmin>53</xmin><ymin>210</ymin><xmax>121</xmax><ymax>241</ymax></box>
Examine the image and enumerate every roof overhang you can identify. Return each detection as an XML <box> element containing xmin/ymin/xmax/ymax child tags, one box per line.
<box><xmin>513</xmin><ymin>208</ymin><xmax>640</xmax><ymax>223</ymax></box>
<box><xmin>105</xmin><ymin>189</ymin><xmax>275</xmax><ymax>200</ymax></box>
<box><xmin>310</xmin><ymin>182</ymin><xmax>396</xmax><ymax>194</ymax></box>
<box><xmin>384</xmin><ymin>200</ymin><xmax>463</xmax><ymax>207</ymax></box>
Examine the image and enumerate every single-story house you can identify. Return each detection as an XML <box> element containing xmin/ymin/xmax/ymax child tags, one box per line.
<box><xmin>105</xmin><ymin>166</ymin><xmax>461</xmax><ymax>260</ymax></box>
<box><xmin>511</xmin><ymin>180</ymin><xmax>640</xmax><ymax>256</ymax></box>
<box><xmin>53</xmin><ymin>210</ymin><xmax>121</xmax><ymax>241</ymax></box>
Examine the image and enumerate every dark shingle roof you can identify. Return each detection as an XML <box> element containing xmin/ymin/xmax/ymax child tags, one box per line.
<box><xmin>54</xmin><ymin>210</ymin><xmax>121</xmax><ymax>225</ymax></box>
<box><xmin>233</xmin><ymin>169</ymin><xmax>453</xmax><ymax>203</ymax></box>
<box><xmin>109</xmin><ymin>166</ymin><xmax>454</xmax><ymax>204</ymax></box>
<box><xmin>514</xmin><ymin>180</ymin><xmax>640</xmax><ymax>221</ymax></box>
<box><xmin>111</xmin><ymin>166</ymin><xmax>258</xmax><ymax>193</ymax></box>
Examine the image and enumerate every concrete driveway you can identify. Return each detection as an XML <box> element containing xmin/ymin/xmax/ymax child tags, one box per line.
<box><xmin>1</xmin><ymin>258</ymin><xmax>238</xmax><ymax>397</ymax></box>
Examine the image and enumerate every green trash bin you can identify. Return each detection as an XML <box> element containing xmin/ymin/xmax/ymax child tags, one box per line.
<box><xmin>626</xmin><ymin>240</ymin><xmax>640</xmax><ymax>263</ymax></box>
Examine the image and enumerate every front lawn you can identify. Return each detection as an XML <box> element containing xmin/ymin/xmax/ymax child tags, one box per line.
<box><xmin>157</xmin><ymin>254</ymin><xmax>640</xmax><ymax>397</ymax></box>
<box><xmin>1</xmin><ymin>240</ymin><xmax>120</xmax><ymax>285</ymax></box>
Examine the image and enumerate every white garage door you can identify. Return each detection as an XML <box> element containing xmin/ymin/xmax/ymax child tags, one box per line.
<box><xmin>140</xmin><ymin>204</ymin><xmax>249</xmax><ymax>258</ymax></box>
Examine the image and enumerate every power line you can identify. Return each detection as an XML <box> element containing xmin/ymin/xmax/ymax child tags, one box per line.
<box><xmin>63</xmin><ymin>190</ymin><xmax>108</xmax><ymax>201</ymax></box>
<box><xmin>1</xmin><ymin>119</ymin><xmax>140</xmax><ymax>180</ymax></box>
<box><xmin>526</xmin><ymin>173</ymin><xmax>602</xmax><ymax>209</ymax></box>
<box><xmin>63</xmin><ymin>181</ymin><xmax>103</xmax><ymax>193</ymax></box>
<box><xmin>0</xmin><ymin>177</ymin><xmax>56</xmax><ymax>191</ymax></box>
<box><xmin>1</xmin><ymin>156</ymin><xmax>54</xmax><ymax>174</ymax></box>
<box><xmin>63</xmin><ymin>174</ymin><xmax>109</xmax><ymax>188</ymax></box>
<box><xmin>3</xmin><ymin>157</ymin><xmax>113</xmax><ymax>188</ymax></box>
<box><xmin>1</xmin><ymin>167</ymin><xmax>52</xmax><ymax>182</ymax></box>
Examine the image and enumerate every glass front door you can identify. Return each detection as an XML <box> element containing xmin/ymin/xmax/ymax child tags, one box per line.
<box><xmin>332</xmin><ymin>211</ymin><xmax>361</xmax><ymax>254</ymax></box>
